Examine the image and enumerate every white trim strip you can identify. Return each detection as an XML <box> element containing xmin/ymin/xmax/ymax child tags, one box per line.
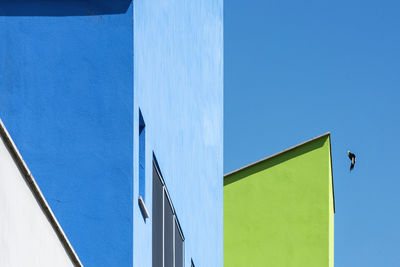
<box><xmin>138</xmin><ymin>196</ymin><xmax>150</xmax><ymax>219</ymax></box>
<box><xmin>0</xmin><ymin>118</ymin><xmax>83</xmax><ymax>267</ymax></box>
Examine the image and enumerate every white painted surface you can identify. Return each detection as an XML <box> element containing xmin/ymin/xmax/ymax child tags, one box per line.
<box><xmin>0</xmin><ymin>136</ymin><xmax>75</xmax><ymax>267</ymax></box>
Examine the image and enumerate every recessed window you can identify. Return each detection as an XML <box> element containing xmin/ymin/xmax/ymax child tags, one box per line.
<box><xmin>152</xmin><ymin>160</ymin><xmax>185</xmax><ymax>267</ymax></box>
<box><xmin>152</xmin><ymin>163</ymin><xmax>163</xmax><ymax>266</ymax></box>
<box><xmin>139</xmin><ymin>110</ymin><xmax>146</xmax><ymax>201</ymax></box>
<box><xmin>175</xmin><ymin>220</ymin><xmax>184</xmax><ymax>267</ymax></box>
<box><xmin>164</xmin><ymin>192</ymin><xmax>174</xmax><ymax>267</ymax></box>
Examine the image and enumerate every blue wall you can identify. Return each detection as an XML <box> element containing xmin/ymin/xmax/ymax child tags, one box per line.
<box><xmin>0</xmin><ymin>0</ymin><xmax>223</xmax><ymax>265</ymax></box>
<box><xmin>0</xmin><ymin>2</ymin><xmax>133</xmax><ymax>266</ymax></box>
<box><xmin>133</xmin><ymin>0</ymin><xmax>223</xmax><ymax>266</ymax></box>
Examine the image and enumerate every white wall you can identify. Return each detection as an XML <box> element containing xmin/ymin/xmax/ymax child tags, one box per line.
<box><xmin>0</xmin><ymin>135</ymin><xmax>75</xmax><ymax>267</ymax></box>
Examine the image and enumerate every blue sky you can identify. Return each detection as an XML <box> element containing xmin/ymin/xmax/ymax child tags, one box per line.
<box><xmin>224</xmin><ymin>1</ymin><xmax>400</xmax><ymax>266</ymax></box>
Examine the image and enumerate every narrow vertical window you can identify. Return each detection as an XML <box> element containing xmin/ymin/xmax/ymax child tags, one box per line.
<box><xmin>139</xmin><ymin>110</ymin><xmax>146</xmax><ymax>200</ymax></box>
<box><xmin>164</xmin><ymin>193</ymin><xmax>174</xmax><ymax>267</ymax></box>
<box><xmin>175</xmin><ymin>219</ymin><xmax>184</xmax><ymax>267</ymax></box>
<box><xmin>152</xmin><ymin>164</ymin><xmax>163</xmax><ymax>267</ymax></box>
<box><xmin>152</xmin><ymin>159</ymin><xmax>185</xmax><ymax>267</ymax></box>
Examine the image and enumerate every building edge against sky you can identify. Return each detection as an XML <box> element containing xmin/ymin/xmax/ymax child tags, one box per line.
<box><xmin>224</xmin><ymin>133</ymin><xmax>334</xmax><ymax>267</ymax></box>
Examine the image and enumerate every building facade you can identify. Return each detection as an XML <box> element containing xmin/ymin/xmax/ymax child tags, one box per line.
<box><xmin>224</xmin><ymin>134</ymin><xmax>334</xmax><ymax>267</ymax></box>
<box><xmin>0</xmin><ymin>1</ymin><xmax>223</xmax><ymax>266</ymax></box>
<box><xmin>0</xmin><ymin>119</ymin><xmax>81</xmax><ymax>267</ymax></box>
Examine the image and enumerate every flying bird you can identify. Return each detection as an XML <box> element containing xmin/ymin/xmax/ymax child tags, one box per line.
<box><xmin>347</xmin><ymin>150</ymin><xmax>356</xmax><ymax>171</ymax></box>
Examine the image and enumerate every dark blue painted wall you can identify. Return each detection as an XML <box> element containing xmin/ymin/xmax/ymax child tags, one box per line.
<box><xmin>1</xmin><ymin>0</ymin><xmax>223</xmax><ymax>265</ymax></box>
<box><xmin>0</xmin><ymin>2</ymin><xmax>133</xmax><ymax>266</ymax></box>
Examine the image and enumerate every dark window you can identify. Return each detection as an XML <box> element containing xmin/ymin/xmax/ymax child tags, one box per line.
<box><xmin>139</xmin><ymin>110</ymin><xmax>146</xmax><ymax>200</ymax></box>
<box><xmin>164</xmin><ymin>193</ymin><xmax>174</xmax><ymax>267</ymax></box>
<box><xmin>152</xmin><ymin>160</ymin><xmax>185</xmax><ymax>267</ymax></box>
<box><xmin>152</xmin><ymin>164</ymin><xmax>163</xmax><ymax>267</ymax></box>
<box><xmin>175</xmin><ymin>219</ymin><xmax>184</xmax><ymax>267</ymax></box>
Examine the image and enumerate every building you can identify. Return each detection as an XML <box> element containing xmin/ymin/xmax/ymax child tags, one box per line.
<box><xmin>224</xmin><ymin>133</ymin><xmax>334</xmax><ymax>267</ymax></box>
<box><xmin>0</xmin><ymin>119</ymin><xmax>81</xmax><ymax>266</ymax></box>
<box><xmin>0</xmin><ymin>1</ymin><xmax>223</xmax><ymax>266</ymax></box>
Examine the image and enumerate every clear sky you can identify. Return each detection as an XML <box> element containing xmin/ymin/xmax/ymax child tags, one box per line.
<box><xmin>224</xmin><ymin>1</ymin><xmax>400</xmax><ymax>266</ymax></box>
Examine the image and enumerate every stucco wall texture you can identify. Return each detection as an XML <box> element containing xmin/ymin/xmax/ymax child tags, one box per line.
<box><xmin>0</xmin><ymin>126</ymin><xmax>74</xmax><ymax>267</ymax></box>
<box><xmin>224</xmin><ymin>134</ymin><xmax>334</xmax><ymax>267</ymax></box>
<box><xmin>0</xmin><ymin>2</ymin><xmax>133</xmax><ymax>266</ymax></box>
<box><xmin>133</xmin><ymin>0</ymin><xmax>223</xmax><ymax>266</ymax></box>
<box><xmin>0</xmin><ymin>0</ymin><xmax>223</xmax><ymax>266</ymax></box>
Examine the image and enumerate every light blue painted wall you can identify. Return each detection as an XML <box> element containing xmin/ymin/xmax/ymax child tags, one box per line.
<box><xmin>133</xmin><ymin>0</ymin><xmax>223</xmax><ymax>266</ymax></box>
<box><xmin>0</xmin><ymin>2</ymin><xmax>133</xmax><ymax>266</ymax></box>
<box><xmin>0</xmin><ymin>0</ymin><xmax>223</xmax><ymax>266</ymax></box>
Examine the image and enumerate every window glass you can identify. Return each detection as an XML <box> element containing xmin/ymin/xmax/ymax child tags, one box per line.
<box><xmin>152</xmin><ymin>160</ymin><xmax>186</xmax><ymax>267</ymax></box>
<box><xmin>175</xmin><ymin>220</ymin><xmax>184</xmax><ymax>267</ymax></box>
<box><xmin>152</xmin><ymin>165</ymin><xmax>163</xmax><ymax>267</ymax></box>
<box><xmin>164</xmin><ymin>192</ymin><xmax>174</xmax><ymax>267</ymax></box>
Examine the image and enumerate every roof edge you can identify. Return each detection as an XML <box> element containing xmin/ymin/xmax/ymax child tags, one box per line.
<box><xmin>224</xmin><ymin>132</ymin><xmax>335</xmax><ymax>213</ymax></box>
<box><xmin>0</xmin><ymin>118</ymin><xmax>83</xmax><ymax>267</ymax></box>
<box><xmin>224</xmin><ymin>132</ymin><xmax>331</xmax><ymax>178</ymax></box>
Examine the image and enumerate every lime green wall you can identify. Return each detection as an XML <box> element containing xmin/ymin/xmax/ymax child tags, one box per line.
<box><xmin>224</xmin><ymin>135</ymin><xmax>334</xmax><ymax>267</ymax></box>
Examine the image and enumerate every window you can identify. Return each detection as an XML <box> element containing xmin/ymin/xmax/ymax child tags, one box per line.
<box><xmin>164</xmin><ymin>192</ymin><xmax>174</xmax><ymax>267</ymax></box>
<box><xmin>138</xmin><ymin>110</ymin><xmax>149</xmax><ymax>219</ymax></box>
<box><xmin>152</xmin><ymin>161</ymin><xmax>185</xmax><ymax>267</ymax></box>
<box><xmin>139</xmin><ymin>110</ymin><xmax>146</xmax><ymax>200</ymax></box>
<box><xmin>152</xmin><ymin>164</ymin><xmax>163</xmax><ymax>266</ymax></box>
<box><xmin>175</xmin><ymin>220</ymin><xmax>184</xmax><ymax>267</ymax></box>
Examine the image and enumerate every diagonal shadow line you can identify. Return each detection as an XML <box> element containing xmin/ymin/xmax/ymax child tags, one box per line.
<box><xmin>224</xmin><ymin>136</ymin><xmax>327</xmax><ymax>187</ymax></box>
<box><xmin>0</xmin><ymin>0</ymin><xmax>132</xmax><ymax>16</ymax></box>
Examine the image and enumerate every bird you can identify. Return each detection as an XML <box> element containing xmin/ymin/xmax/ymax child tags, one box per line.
<box><xmin>347</xmin><ymin>150</ymin><xmax>356</xmax><ymax>171</ymax></box>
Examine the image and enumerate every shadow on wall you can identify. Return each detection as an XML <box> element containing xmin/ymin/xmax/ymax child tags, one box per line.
<box><xmin>0</xmin><ymin>0</ymin><xmax>131</xmax><ymax>16</ymax></box>
<box><xmin>224</xmin><ymin>136</ymin><xmax>328</xmax><ymax>186</ymax></box>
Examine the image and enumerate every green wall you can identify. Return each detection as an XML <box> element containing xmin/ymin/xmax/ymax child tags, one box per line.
<box><xmin>224</xmin><ymin>134</ymin><xmax>334</xmax><ymax>267</ymax></box>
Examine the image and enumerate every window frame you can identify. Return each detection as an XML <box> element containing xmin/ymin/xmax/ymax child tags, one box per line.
<box><xmin>152</xmin><ymin>159</ymin><xmax>185</xmax><ymax>267</ymax></box>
